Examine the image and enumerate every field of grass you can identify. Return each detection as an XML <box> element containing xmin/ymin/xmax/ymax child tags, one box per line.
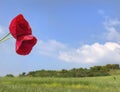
<box><xmin>0</xmin><ymin>76</ymin><xmax>120</xmax><ymax>92</ymax></box>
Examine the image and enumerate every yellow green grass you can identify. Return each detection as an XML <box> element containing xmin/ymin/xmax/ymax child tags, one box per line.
<box><xmin>0</xmin><ymin>76</ymin><xmax>120</xmax><ymax>92</ymax></box>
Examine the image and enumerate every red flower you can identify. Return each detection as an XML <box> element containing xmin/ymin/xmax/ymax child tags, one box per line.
<box><xmin>9</xmin><ymin>14</ymin><xmax>37</xmax><ymax>55</ymax></box>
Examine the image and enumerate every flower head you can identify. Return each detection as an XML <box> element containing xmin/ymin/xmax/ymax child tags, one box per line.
<box><xmin>9</xmin><ymin>14</ymin><xmax>37</xmax><ymax>55</ymax></box>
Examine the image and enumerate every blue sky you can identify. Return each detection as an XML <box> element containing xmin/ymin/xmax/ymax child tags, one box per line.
<box><xmin>0</xmin><ymin>0</ymin><xmax>120</xmax><ymax>76</ymax></box>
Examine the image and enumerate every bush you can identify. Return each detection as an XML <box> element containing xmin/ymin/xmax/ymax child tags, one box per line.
<box><xmin>5</xmin><ymin>74</ymin><xmax>14</xmax><ymax>77</ymax></box>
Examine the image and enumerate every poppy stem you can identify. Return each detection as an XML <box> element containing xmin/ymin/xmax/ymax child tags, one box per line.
<box><xmin>0</xmin><ymin>33</ymin><xmax>12</xmax><ymax>43</ymax></box>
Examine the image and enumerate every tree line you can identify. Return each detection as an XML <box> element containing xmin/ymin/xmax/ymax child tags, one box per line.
<box><xmin>16</xmin><ymin>64</ymin><xmax>119</xmax><ymax>77</ymax></box>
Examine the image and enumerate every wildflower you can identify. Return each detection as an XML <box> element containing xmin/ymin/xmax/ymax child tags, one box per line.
<box><xmin>9</xmin><ymin>14</ymin><xmax>37</xmax><ymax>55</ymax></box>
<box><xmin>0</xmin><ymin>14</ymin><xmax>37</xmax><ymax>55</ymax></box>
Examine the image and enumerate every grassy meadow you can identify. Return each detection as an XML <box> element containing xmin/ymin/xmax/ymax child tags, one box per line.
<box><xmin>0</xmin><ymin>76</ymin><xmax>120</xmax><ymax>92</ymax></box>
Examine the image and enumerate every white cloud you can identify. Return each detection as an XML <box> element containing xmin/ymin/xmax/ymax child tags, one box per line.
<box><xmin>36</xmin><ymin>16</ymin><xmax>120</xmax><ymax>65</ymax></box>
<box><xmin>103</xmin><ymin>18</ymin><xmax>120</xmax><ymax>41</ymax></box>
<box><xmin>37</xmin><ymin>39</ymin><xmax>120</xmax><ymax>65</ymax></box>
<box><xmin>36</xmin><ymin>40</ymin><xmax>67</xmax><ymax>57</ymax></box>
<box><xmin>59</xmin><ymin>42</ymin><xmax>120</xmax><ymax>64</ymax></box>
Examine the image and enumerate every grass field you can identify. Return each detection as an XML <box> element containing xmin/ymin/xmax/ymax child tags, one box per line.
<box><xmin>0</xmin><ymin>76</ymin><xmax>120</xmax><ymax>92</ymax></box>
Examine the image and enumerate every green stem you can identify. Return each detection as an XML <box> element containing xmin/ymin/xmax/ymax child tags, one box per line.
<box><xmin>0</xmin><ymin>33</ymin><xmax>12</xmax><ymax>43</ymax></box>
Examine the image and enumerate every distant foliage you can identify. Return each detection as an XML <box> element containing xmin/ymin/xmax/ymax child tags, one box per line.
<box><xmin>19</xmin><ymin>72</ymin><xmax>26</xmax><ymax>77</ymax></box>
<box><xmin>18</xmin><ymin>64</ymin><xmax>120</xmax><ymax>77</ymax></box>
<box><xmin>5</xmin><ymin>74</ymin><xmax>14</xmax><ymax>77</ymax></box>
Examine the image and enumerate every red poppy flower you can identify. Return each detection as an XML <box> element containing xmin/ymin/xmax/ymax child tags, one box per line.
<box><xmin>9</xmin><ymin>14</ymin><xmax>37</xmax><ymax>55</ymax></box>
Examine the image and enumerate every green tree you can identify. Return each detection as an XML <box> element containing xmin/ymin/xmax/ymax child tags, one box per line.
<box><xmin>19</xmin><ymin>72</ymin><xmax>26</xmax><ymax>77</ymax></box>
<box><xmin>5</xmin><ymin>74</ymin><xmax>14</xmax><ymax>77</ymax></box>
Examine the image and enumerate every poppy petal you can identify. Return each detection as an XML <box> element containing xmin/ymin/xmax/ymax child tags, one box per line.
<box><xmin>16</xmin><ymin>35</ymin><xmax>37</xmax><ymax>55</ymax></box>
<box><xmin>9</xmin><ymin>14</ymin><xmax>32</xmax><ymax>39</ymax></box>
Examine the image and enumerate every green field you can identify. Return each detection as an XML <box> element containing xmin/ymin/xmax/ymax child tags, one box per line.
<box><xmin>0</xmin><ymin>76</ymin><xmax>120</xmax><ymax>92</ymax></box>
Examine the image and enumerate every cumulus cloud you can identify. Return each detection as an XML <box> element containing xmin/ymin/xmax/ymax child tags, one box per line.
<box><xmin>59</xmin><ymin>42</ymin><xmax>120</xmax><ymax>64</ymax></box>
<box><xmin>36</xmin><ymin>16</ymin><xmax>120</xmax><ymax>65</ymax></box>
<box><xmin>103</xmin><ymin>18</ymin><xmax>120</xmax><ymax>41</ymax></box>
<box><xmin>37</xmin><ymin>39</ymin><xmax>120</xmax><ymax>65</ymax></box>
<box><xmin>36</xmin><ymin>40</ymin><xmax>67</xmax><ymax>57</ymax></box>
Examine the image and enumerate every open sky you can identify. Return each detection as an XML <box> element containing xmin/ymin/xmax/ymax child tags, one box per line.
<box><xmin>0</xmin><ymin>0</ymin><xmax>120</xmax><ymax>76</ymax></box>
